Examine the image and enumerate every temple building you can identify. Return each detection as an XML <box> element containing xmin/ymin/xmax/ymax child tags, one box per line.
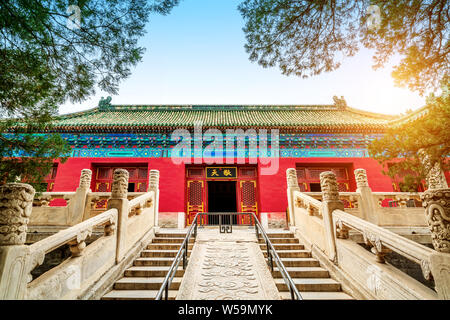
<box><xmin>38</xmin><ymin>97</ymin><xmax>448</xmax><ymax>227</ymax></box>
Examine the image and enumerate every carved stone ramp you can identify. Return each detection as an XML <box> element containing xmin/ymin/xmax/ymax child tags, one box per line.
<box><xmin>176</xmin><ymin>227</ymin><xmax>281</xmax><ymax>300</ymax></box>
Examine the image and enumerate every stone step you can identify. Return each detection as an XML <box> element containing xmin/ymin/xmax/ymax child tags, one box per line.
<box><xmin>101</xmin><ymin>289</ymin><xmax>177</xmax><ymax>300</ymax></box>
<box><xmin>146</xmin><ymin>243</ymin><xmax>194</xmax><ymax>250</ymax></box>
<box><xmin>279</xmin><ymin>258</ymin><xmax>321</xmax><ymax>267</ymax></box>
<box><xmin>114</xmin><ymin>277</ymin><xmax>182</xmax><ymax>290</ymax></box>
<box><xmin>280</xmin><ymin>291</ymin><xmax>353</xmax><ymax>300</ymax></box>
<box><xmin>124</xmin><ymin>266</ymin><xmax>185</xmax><ymax>278</ymax></box>
<box><xmin>274</xmin><ymin>278</ymin><xmax>341</xmax><ymax>292</ymax></box>
<box><xmin>260</xmin><ymin>244</ymin><xmax>305</xmax><ymax>250</ymax></box>
<box><xmin>141</xmin><ymin>250</ymin><xmax>191</xmax><ymax>258</ymax></box>
<box><xmin>266</xmin><ymin>233</ymin><xmax>295</xmax><ymax>238</ymax></box>
<box><xmin>258</xmin><ymin>238</ymin><xmax>299</xmax><ymax>244</ymax></box>
<box><xmin>155</xmin><ymin>233</ymin><xmax>187</xmax><ymax>238</ymax></box>
<box><xmin>263</xmin><ymin>257</ymin><xmax>320</xmax><ymax>268</ymax></box>
<box><xmin>271</xmin><ymin>267</ymin><xmax>329</xmax><ymax>278</ymax></box>
<box><xmin>151</xmin><ymin>237</ymin><xmax>193</xmax><ymax>244</ymax></box>
<box><xmin>262</xmin><ymin>250</ymin><xmax>311</xmax><ymax>258</ymax></box>
<box><xmin>134</xmin><ymin>257</ymin><xmax>177</xmax><ymax>266</ymax></box>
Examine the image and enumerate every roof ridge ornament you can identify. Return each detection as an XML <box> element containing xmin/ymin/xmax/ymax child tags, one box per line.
<box><xmin>98</xmin><ymin>96</ymin><xmax>112</xmax><ymax>110</ymax></box>
<box><xmin>333</xmin><ymin>96</ymin><xmax>347</xmax><ymax>110</ymax></box>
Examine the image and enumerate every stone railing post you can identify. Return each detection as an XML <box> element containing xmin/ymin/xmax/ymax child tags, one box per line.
<box><xmin>107</xmin><ymin>169</ymin><xmax>129</xmax><ymax>264</ymax></box>
<box><xmin>354</xmin><ymin>169</ymin><xmax>378</xmax><ymax>224</ymax></box>
<box><xmin>420</xmin><ymin>190</ymin><xmax>450</xmax><ymax>299</ymax></box>
<box><xmin>418</xmin><ymin>150</ymin><xmax>450</xmax><ymax>299</ymax></box>
<box><xmin>286</xmin><ymin>168</ymin><xmax>300</xmax><ymax>227</ymax></box>
<box><xmin>69</xmin><ymin>169</ymin><xmax>92</xmax><ymax>224</ymax></box>
<box><xmin>418</xmin><ymin>149</ymin><xmax>448</xmax><ymax>190</ymax></box>
<box><xmin>0</xmin><ymin>183</ymin><xmax>35</xmax><ymax>299</ymax></box>
<box><xmin>320</xmin><ymin>171</ymin><xmax>344</xmax><ymax>262</ymax></box>
<box><xmin>148</xmin><ymin>170</ymin><xmax>160</xmax><ymax>227</ymax></box>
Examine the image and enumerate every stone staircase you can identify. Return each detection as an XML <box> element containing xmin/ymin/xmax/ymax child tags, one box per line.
<box><xmin>259</xmin><ymin>231</ymin><xmax>353</xmax><ymax>300</ymax></box>
<box><xmin>102</xmin><ymin>231</ymin><xmax>192</xmax><ymax>300</ymax></box>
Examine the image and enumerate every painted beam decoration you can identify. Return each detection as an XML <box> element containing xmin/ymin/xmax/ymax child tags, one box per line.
<box><xmin>206</xmin><ymin>167</ymin><xmax>237</xmax><ymax>179</ymax></box>
<box><xmin>3</xmin><ymin>132</ymin><xmax>381</xmax><ymax>158</ymax></box>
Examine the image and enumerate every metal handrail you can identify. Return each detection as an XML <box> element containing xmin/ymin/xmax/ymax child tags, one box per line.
<box><xmin>154</xmin><ymin>212</ymin><xmax>200</xmax><ymax>300</ymax></box>
<box><xmin>250</xmin><ymin>212</ymin><xmax>303</xmax><ymax>300</ymax></box>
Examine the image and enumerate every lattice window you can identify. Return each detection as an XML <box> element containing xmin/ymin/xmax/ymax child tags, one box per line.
<box><xmin>137</xmin><ymin>182</ymin><xmax>147</xmax><ymax>192</ymax></box>
<box><xmin>296</xmin><ymin>169</ymin><xmax>306</xmax><ymax>179</ymax></box>
<box><xmin>96</xmin><ymin>182</ymin><xmax>109</xmax><ymax>192</ymax></box>
<box><xmin>50</xmin><ymin>165</ymin><xmax>58</xmax><ymax>179</ymax></box>
<box><xmin>338</xmin><ymin>183</ymin><xmax>348</xmax><ymax>192</ymax></box>
<box><xmin>188</xmin><ymin>181</ymin><xmax>203</xmax><ymax>205</ymax></box>
<box><xmin>138</xmin><ymin>168</ymin><xmax>148</xmax><ymax>179</ymax></box>
<box><xmin>126</xmin><ymin>168</ymin><xmax>136</xmax><ymax>178</ymax></box>
<box><xmin>95</xmin><ymin>199</ymin><xmax>107</xmax><ymax>209</ymax></box>
<box><xmin>97</xmin><ymin>168</ymin><xmax>111</xmax><ymax>179</ymax></box>
<box><xmin>333</xmin><ymin>168</ymin><xmax>347</xmax><ymax>179</ymax></box>
<box><xmin>308</xmin><ymin>169</ymin><xmax>327</xmax><ymax>179</ymax></box>
<box><xmin>242</xmin><ymin>181</ymin><xmax>256</xmax><ymax>206</ymax></box>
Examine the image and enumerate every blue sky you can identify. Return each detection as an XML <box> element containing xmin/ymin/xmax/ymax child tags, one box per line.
<box><xmin>61</xmin><ymin>0</ymin><xmax>427</xmax><ymax>115</ymax></box>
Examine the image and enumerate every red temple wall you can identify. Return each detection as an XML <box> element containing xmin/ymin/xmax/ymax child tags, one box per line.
<box><xmin>53</xmin><ymin>158</ymin><xmax>186</xmax><ymax>213</ymax></box>
<box><xmin>52</xmin><ymin>157</ymin><xmax>394</xmax><ymax>214</ymax></box>
<box><xmin>257</xmin><ymin>157</ymin><xmax>393</xmax><ymax>213</ymax></box>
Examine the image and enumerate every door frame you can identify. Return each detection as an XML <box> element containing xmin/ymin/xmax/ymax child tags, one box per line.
<box><xmin>185</xmin><ymin>165</ymin><xmax>259</xmax><ymax>225</ymax></box>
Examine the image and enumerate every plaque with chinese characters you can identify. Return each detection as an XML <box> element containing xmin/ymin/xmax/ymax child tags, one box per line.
<box><xmin>206</xmin><ymin>167</ymin><xmax>237</xmax><ymax>179</ymax></box>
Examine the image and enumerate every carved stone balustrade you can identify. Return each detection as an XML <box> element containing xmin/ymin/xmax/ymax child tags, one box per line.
<box><xmin>332</xmin><ymin>209</ymin><xmax>434</xmax><ymax>281</ymax></box>
<box><xmin>295</xmin><ymin>195</ymin><xmax>321</xmax><ymax>217</ymax></box>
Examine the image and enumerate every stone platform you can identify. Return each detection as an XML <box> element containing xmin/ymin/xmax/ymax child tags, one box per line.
<box><xmin>176</xmin><ymin>227</ymin><xmax>281</xmax><ymax>300</ymax></box>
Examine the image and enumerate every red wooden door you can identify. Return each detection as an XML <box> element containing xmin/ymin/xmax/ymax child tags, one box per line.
<box><xmin>237</xmin><ymin>167</ymin><xmax>258</xmax><ymax>225</ymax></box>
<box><xmin>239</xmin><ymin>180</ymin><xmax>258</xmax><ymax>225</ymax></box>
<box><xmin>185</xmin><ymin>167</ymin><xmax>206</xmax><ymax>225</ymax></box>
<box><xmin>186</xmin><ymin>180</ymin><xmax>205</xmax><ymax>225</ymax></box>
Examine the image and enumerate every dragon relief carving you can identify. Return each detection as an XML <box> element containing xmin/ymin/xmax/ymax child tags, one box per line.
<box><xmin>0</xmin><ymin>183</ymin><xmax>35</xmax><ymax>245</ymax></box>
<box><xmin>198</xmin><ymin>243</ymin><xmax>260</xmax><ymax>300</ymax></box>
<box><xmin>418</xmin><ymin>149</ymin><xmax>448</xmax><ymax>190</ymax></box>
<box><xmin>421</xmin><ymin>189</ymin><xmax>450</xmax><ymax>253</ymax></box>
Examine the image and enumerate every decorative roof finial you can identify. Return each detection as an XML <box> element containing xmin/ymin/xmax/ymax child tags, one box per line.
<box><xmin>98</xmin><ymin>96</ymin><xmax>112</xmax><ymax>110</ymax></box>
<box><xmin>333</xmin><ymin>96</ymin><xmax>347</xmax><ymax>110</ymax></box>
